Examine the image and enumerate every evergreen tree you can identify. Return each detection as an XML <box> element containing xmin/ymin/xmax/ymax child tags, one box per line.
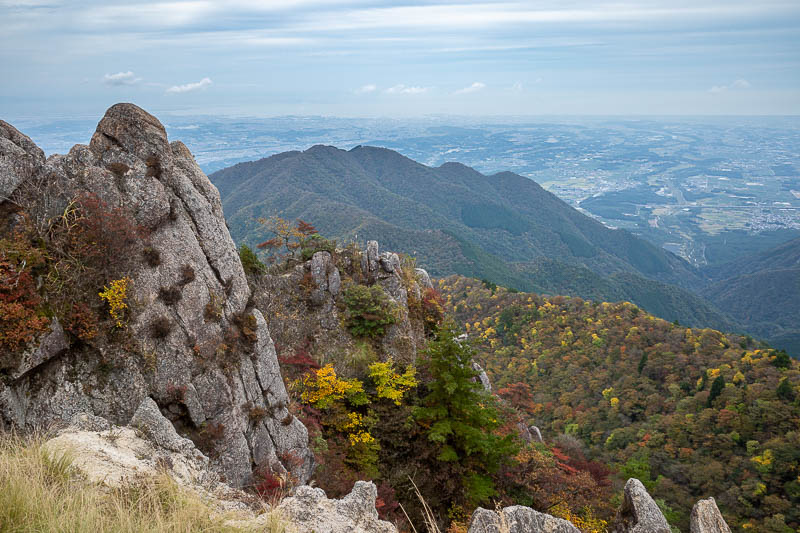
<box><xmin>414</xmin><ymin>320</ymin><xmax>518</xmax><ymax>505</ymax></box>
<box><xmin>707</xmin><ymin>375</ymin><xmax>725</xmax><ymax>407</ymax></box>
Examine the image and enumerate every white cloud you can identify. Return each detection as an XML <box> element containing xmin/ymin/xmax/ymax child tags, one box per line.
<box><xmin>454</xmin><ymin>81</ymin><xmax>486</xmax><ymax>95</ymax></box>
<box><xmin>166</xmin><ymin>77</ymin><xmax>212</xmax><ymax>93</ymax></box>
<box><xmin>103</xmin><ymin>71</ymin><xmax>140</xmax><ymax>86</ymax></box>
<box><xmin>384</xmin><ymin>84</ymin><xmax>428</xmax><ymax>95</ymax></box>
<box><xmin>356</xmin><ymin>84</ymin><xmax>377</xmax><ymax>94</ymax></box>
<box><xmin>709</xmin><ymin>78</ymin><xmax>751</xmax><ymax>93</ymax></box>
<box><xmin>511</xmin><ymin>82</ymin><xmax>523</xmax><ymax>92</ymax></box>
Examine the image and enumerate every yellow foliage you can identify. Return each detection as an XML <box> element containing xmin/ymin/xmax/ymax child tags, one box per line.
<box><xmin>610</xmin><ymin>397</ymin><xmax>620</xmax><ymax>408</ymax></box>
<box><xmin>751</xmin><ymin>449</ymin><xmax>773</xmax><ymax>467</ymax></box>
<box><xmin>550</xmin><ymin>502</ymin><xmax>608</xmax><ymax>533</ymax></box>
<box><xmin>481</xmin><ymin>326</ymin><xmax>496</xmax><ymax>340</ymax></box>
<box><xmin>300</xmin><ymin>364</ymin><xmax>365</xmax><ymax>409</ymax></box>
<box><xmin>368</xmin><ymin>358</ymin><xmax>417</xmax><ymax>405</ymax></box>
<box><xmin>98</xmin><ymin>277</ymin><xmax>132</xmax><ymax>328</ymax></box>
<box><xmin>602</xmin><ymin>387</ymin><xmax>614</xmax><ymax>400</ymax></box>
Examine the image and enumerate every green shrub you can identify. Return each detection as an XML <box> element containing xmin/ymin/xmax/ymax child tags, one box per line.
<box><xmin>239</xmin><ymin>244</ymin><xmax>265</xmax><ymax>276</ymax></box>
<box><xmin>341</xmin><ymin>283</ymin><xmax>397</xmax><ymax>338</ymax></box>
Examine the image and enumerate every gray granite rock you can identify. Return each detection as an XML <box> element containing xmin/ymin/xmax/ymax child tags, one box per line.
<box><xmin>612</xmin><ymin>479</ymin><xmax>671</xmax><ymax>533</ymax></box>
<box><xmin>278</xmin><ymin>481</ymin><xmax>396</xmax><ymax>533</ymax></box>
<box><xmin>469</xmin><ymin>505</ymin><xmax>580</xmax><ymax>533</ymax></box>
<box><xmin>690</xmin><ymin>498</ymin><xmax>731</xmax><ymax>533</ymax></box>
<box><xmin>0</xmin><ymin>104</ymin><xmax>311</xmax><ymax>488</ymax></box>
<box><xmin>0</xmin><ymin>119</ymin><xmax>45</xmax><ymax>200</ymax></box>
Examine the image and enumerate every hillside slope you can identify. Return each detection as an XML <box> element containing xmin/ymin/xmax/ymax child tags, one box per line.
<box><xmin>440</xmin><ymin>275</ymin><xmax>800</xmax><ymax>532</ymax></box>
<box><xmin>210</xmin><ymin>146</ymin><xmax>735</xmax><ymax>331</ymax></box>
<box><xmin>701</xmin><ymin>237</ymin><xmax>800</xmax><ymax>354</ymax></box>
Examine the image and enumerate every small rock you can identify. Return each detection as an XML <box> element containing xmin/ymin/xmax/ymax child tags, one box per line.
<box><xmin>469</xmin><ymin>505</ymin><xmax>580</xmax><ymax>533</ymax></box>
<box><xmin>130</xmin><ymin>397</ymin><xmax>195</xmax><ymax>454</ymax></box>
<box><xmin>471</xmin><ymin>360</ymin><xmax>492</xmax><ymax>392</ymax></box>
<box><xmin>690</xmin><ymin>498</ymin><xmax>731</xmax><ymax>533</ymax></box>
<box><xmin>612</xmin><ymin>479</ymin><xmax>671</xmax><ymax>533</ymax></box>
<box><xmin>415</xmin><ymin>268</ymin><xmax>433</xmax><ymax>289</ymax></box>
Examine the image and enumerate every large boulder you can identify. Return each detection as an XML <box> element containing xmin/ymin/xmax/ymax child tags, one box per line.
<box><xmin>44</xmin><ymin>410</ymin><xmax>216</xmax><ymax>490</ymax></box>
<box><xmin>612</xmin><ymin>478</ymin><xmax>671</xmax><ymax>533</ymax></box>
<box><xmin>468</xmin><ymin>505</ymin><xmax>580</xmax><ymax>533</ymax></box>
<box><xmin>0</xmin><ymin>103</ymin><xmax>312</xmax><ymax>488</ymax></box>
<box><xmin>690</xmin><ymin>498</ymin><xmax>731</xmax><ymax>533</ymax></box>
<box><xmin>0</xmin><ymin>119</ymin><xmax>45</xmax><ymax>200</ymax></box>
<box><xmin>277</xmin><ymin>481</ymin><xmax>397</xmax><ymax>533</ymax></box>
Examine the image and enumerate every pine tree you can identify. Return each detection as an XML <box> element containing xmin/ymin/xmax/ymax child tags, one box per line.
<box><xmin>413</xmin><ymin>320</ymin><xmax>518</xmax><ymax>505</ymax></box>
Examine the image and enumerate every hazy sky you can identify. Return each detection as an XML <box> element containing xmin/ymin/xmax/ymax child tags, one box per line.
<box><xmin>2</xmin><ymin>0</ymin><xmax>799</xmax><ymax>119</ymax></box>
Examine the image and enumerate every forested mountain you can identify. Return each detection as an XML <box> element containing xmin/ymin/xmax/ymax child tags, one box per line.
<box><xmin>701</xmin><ymin>237</ymin><xmax>800</xmax><ymax>354</ymax></box>
<box><xmin>210</xmin><ymin>145</ymin><xmax>735</xmax><ymax>331</ymax></box>
<box><xmin>440</xmin><ymin>276</ymin><xmax>800</xmax><ymax>532</ymax></box>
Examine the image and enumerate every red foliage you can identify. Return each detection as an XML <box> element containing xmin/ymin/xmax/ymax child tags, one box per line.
<box><xmin>64</xmin><ymin>302</ymin><xmax>98</xmax><ymax>342</ymax></box>
<box><xmin>498</xmin><ymin>382</ymin><xmax>537</xmax><ymax>414</ymax></box>
<box><xmin>296</xmin><ymin>219</ymin><xmax>317</xmax><ymax>237</ymax></box>
<box><xmin>421</xmin><ymin>287</ymin><xmax>445</xmax><ymax>331</ymax></box>
<box><xmin>257</xmin><ymin>237</ymin><xmax>282</xmax><ymax>250</ymax></box>
<box><xmin>254</xmin><ymin>469</ymin><xmax>283</xmax><ymax>501</ymax></box>
<box><xmin>0</xmin><ymin>254</ymin><xmax>49</xmax><ymax>356</ymax></box>
<box><xmin>376</xmin><ymin>481</ymin><xmax>403</xmax><ymax>523</ymax></box>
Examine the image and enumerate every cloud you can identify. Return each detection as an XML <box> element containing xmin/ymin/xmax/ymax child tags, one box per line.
<box><xmin>166</xmin><ymin>77</ymin><xmax>212</xmax><ymax>93</ymax></box>
<box><xmin>454</xmin><ymin>81</ymin><xmax>486</xmax><ymax>95</ymax></box>
<box><xmin>384</xmin><ymin>84</ymin><xmax>428</xmax><ymax>95</ymax></box>
<box><xmin>709</xmin><ymin>78</ymin><xmax>751</xmax><ymax>93</ymax></box>
<box><xmin>511</xmin><ymin>82</ymin><xmax>523</xmax><ymax>92</ymax></box>
<box><xmin>103</xmin><ymin>71</ymin><xmax>140</xmax><ymax>86</ymax></box>
<box><xmin>356</xmin><ymin>84</ymin><xmax>376</xmax><ymax>94</ymax></box>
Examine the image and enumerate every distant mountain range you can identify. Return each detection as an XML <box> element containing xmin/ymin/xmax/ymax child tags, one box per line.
<box><xmin>210</xmin><ymin>145</ymin><xmax>797</xmax><ymax>353</ymax></box>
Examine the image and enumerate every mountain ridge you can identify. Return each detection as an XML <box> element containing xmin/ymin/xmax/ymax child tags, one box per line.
<box><xmin>210</xmin><ymin>144</ymin><xmax>736</xmax><ymax>332</ymax></box>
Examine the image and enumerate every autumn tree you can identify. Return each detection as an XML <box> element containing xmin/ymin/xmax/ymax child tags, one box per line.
<box><xmin>256</xmin><ymin>216</ymin><xmax>317</xmax><ymax>263</ymax></box>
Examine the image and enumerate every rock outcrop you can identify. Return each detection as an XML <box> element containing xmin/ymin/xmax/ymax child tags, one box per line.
<box><xmin>256</xmin><ymin>241</ymin><xmax>430</xmax><ymax>372</ymax></box>
<box><xmin>0</xmin><ymin>103</ymin><xmax>311</xmax><ymax>487</ymax></box>
<box><xmin>690</xmin><ymin>498</ymin><xmax>731</xmax><ymax>533</ymax></box>
<box><xmin>468</xmin><ymin>505</ymin><xmax>580</xmax><ymax>533</ymax></box>
<box><xmin>612</xmin><ymin>478</ymin><xmax>671</xmax><ymax>533</ymax></box>
<box><xmin>278</xmin><ymin>481</ymin><xmax>397</xmax><ymax>533</ymax></box>
<box><xmin>0</xmin><ymin>119</ymin><xmax>45</xmax><ymax>200</ymax></box>
<box><xmin>45</xmin><ymin>409</ymin><xmax>220</xmax><ymax>492</ymax></box>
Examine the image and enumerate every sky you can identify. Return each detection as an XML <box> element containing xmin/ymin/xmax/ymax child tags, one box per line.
<box><xmin>2</xmin><ymin>0</ymin><xmax>800</xmax><ymax>119</ymax></box>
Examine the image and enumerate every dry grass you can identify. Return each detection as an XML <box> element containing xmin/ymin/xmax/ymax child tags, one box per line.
<box><xmin>0</xmin><ymin>432</ymin><xmax>290</xmax><ymax>533</ymax></box>
<box><xmin>400</xmin><ymin>478</ymin><xmax>442</xmax><ymax>533</ymax></box>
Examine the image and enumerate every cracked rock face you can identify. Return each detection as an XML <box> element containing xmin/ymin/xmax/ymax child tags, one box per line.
<box><xmin>0</xmin><ymin>103</ymin><xmax>311</xmax><ymax>488</ymax></box>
